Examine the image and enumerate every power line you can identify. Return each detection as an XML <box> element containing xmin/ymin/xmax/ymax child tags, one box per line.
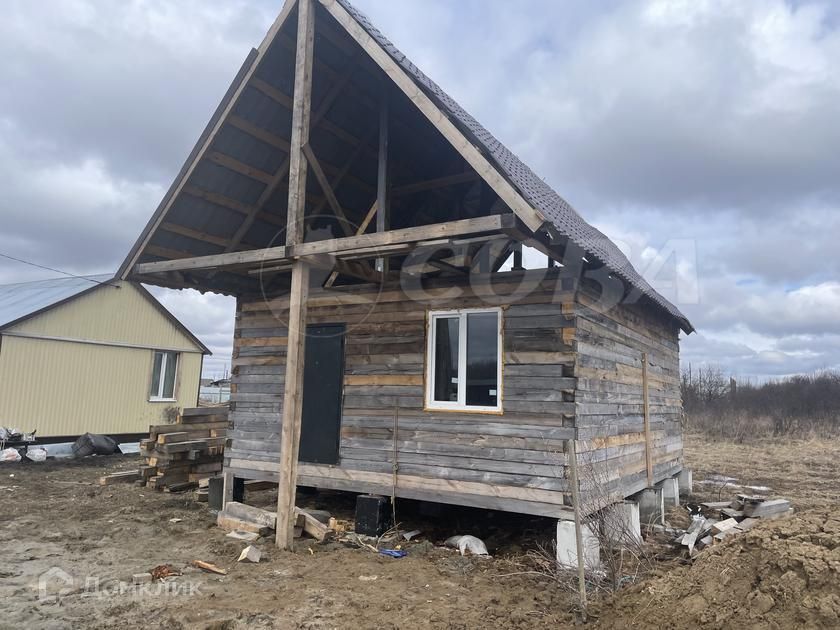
<box><xmin>0</xmin><ymin>252</ymin><xmax>116</xmax><ymax>286</ymax></box>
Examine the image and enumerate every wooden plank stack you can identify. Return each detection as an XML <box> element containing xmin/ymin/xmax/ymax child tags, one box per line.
<box><xmin>103</xmin><ymin>407</ymin><xmax>228</xmax><ymax>491</ymax></box>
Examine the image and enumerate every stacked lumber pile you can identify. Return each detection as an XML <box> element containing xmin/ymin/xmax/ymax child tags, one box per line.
<box><xmin>100</xmin><ymin>407</ymin><xmax>228</xmax><ymax>491</ymax></box>
<box><xmin>672</xmin><ymin>494</ymin><xmax>791</xmax><ymax>555</ymax></box>
<box><xmin>216</xmin><ymin>501</ymin><xmax>332</xmax><ymax>542</ymax></box>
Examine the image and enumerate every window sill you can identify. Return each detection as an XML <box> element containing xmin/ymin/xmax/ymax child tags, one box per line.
<box><xmin>424</xmin><ymin>404</ymin><xmax>504</xmax><ymax>415</ymax></box>
<box><xmin>149</xmin><ymin>398</ymin><xmax>178</xmax><ymax>403</ymax></box>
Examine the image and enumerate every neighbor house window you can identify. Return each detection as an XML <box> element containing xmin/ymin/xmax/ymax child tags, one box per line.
<box><xmin>426</xmin><ymin>308</ymin><xmax>501</xmax><ymax>412</ymax></box>
<box><xmin>150</xmin><ymin>351</ymin><xmax>179</xmax><ymax>400</ymax></box>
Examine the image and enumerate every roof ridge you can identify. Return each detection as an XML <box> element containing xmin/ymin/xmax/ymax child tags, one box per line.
<box><xmin>335</xmin><ymin>0</ymin><xmax>692</xmax><ymax>333</ymax></box>
<box><xmin>0</xmin><ymin>273</ymin><xmax>115</xmax><ymax>289</ymax></box>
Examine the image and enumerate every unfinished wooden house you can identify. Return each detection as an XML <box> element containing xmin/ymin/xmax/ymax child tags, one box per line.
<box><xmin>119</xmin><ymin>0</ymin><xmax>693</xmax><ymax>544</ymax></box>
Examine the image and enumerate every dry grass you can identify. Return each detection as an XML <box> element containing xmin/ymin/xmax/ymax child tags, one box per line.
<box><xmin>684</xmin><ymin>432</ymin><xmax>840</xmax><ymax>510</ymax></box>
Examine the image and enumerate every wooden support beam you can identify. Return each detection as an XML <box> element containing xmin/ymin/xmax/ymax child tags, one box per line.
<box><xmin>376</xmin><ymin>88</ymin><xmax>389</xmax><ymax>274</ymax></box>
<box><xmin>501</xmin><ymin>217</ymin><xmax>559</xmax><ymax>261</ymax></box>
<box><xmin>134</xmin><ymin>214</ymin><xmax>514</xmax><ymax>275</ymax></box>
<box><xmin>642</xmin><ymin>351</ymin><xmax>653</xmax><ymax>487</ymax></box>
<box><xmin>276</xmin><ymin>0</ymin><xmax>315</xmax><ymax>552</ymax></box>
<box><xmin>512</xmin><ymin>242</ymin><xmax>524</xmax><ymax>271</ymax></box>
<box><xmin>207</xmin><ymin>152</ymin><xmax>274</xmax><ymax>185</ymax></box>
<box><xmin>319</xmin><ymin>0</ymin><xmax>547</xmax><ymax>234</ymax></box>
<box><xmin>308</xmin><ymin>254</ymin><xmax>381</xmax><ymax>283</ymax></box>
<box><xmin>251</xmin><ymin>77</ymin><xmax>294</xmax><ymax>109</ymax></box>
<box><xmin>160</xmin><ymin>223</ymin><xmax>229</xmax><ymax>248</ymax></box>
<box><xmin>182</xmin><ymin>185</ymin><xmax>254</xmax><ymax>215</ymax></box>
<box><xmin>392</xmin><ymin>171</ymin><xmax>480</xmax><ymax>197</ymax></box>
<box><xmin>307</xmin><ymin>126</ymin><xmax>377</xmax><ymax>232</ymax></box>
<box><xmin>224</xmin><ymin>52</ymin><xmax>360</xmax><ymax>257</ymax></box>
<box><xmin>324</xmin><ymin>200</ymin><xmax>377</xmax><ymax>287</ymax></box>
<box><xmin>427</xmin><ymin>258</ymin><xmax>468</xmax><ymax>275</ymax></box>
<box><xmin>119</xmin><ymin>0</ymin><xmax>297</xmax><ymax>279</ymax></box>
<box><xmin>301</xmin><ymin>143</ymin><xmax>354</xmax><ymax>237</ymax></box>
<box><xmin>228</xmin><ymin>115</ymin><xmax>291</xmax><ymax>151</ymax></box>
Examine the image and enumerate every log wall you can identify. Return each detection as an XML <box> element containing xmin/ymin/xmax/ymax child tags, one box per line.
<box><xmin>573</xmin><ymin>292</ymin><xmax>684</xmax><ymax>501</ymax></box>
<box><xmin>224</xmin><ymin>269</ymin><xmax>684</xmax><ymax>518</ymax></box>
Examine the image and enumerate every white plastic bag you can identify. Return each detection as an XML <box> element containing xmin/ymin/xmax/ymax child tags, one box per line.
<box><xmin>25</xmin><ymin>447</ymin><xmax>47</xmax><ymax>462</ymax></box>
<box><xmin>0</xmin><ymin>448</ymin><xmax>21</xmax><ymax>463</ymax></box>
<box><xmin>445</xmin><ymin>535</ymin><xmax>490</xmax><ymax>556</ymax></box>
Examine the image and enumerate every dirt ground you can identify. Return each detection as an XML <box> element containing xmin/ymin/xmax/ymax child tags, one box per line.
<box><xmin>1</xmin><ymin>434</ymin><xmax>838</xmax><ymax>629</ymax></box>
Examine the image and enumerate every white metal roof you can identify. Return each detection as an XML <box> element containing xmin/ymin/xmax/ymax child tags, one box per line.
<box><xmin>0</xmin><ymin>274</ymin><xmax>115</xmax><ymax>330</ymax></box>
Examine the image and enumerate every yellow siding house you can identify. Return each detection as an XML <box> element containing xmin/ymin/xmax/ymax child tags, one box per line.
<box><xmin>0</xmin><ymin>275</ymin><xmax>209</xmax><ymax>438</ymax></box>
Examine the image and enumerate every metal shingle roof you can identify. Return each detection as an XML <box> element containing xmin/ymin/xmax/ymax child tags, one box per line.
<box><xmin>0</xmin><ymin>274</ymin><xmax>114</xmax><ymax>330</ymax></box>
<box><xmin>335</xmin><ymin>0</ymin><xmax>693</xmax><ymax>333</ymax></box>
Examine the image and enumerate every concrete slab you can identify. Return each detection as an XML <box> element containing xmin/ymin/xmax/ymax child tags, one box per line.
<box><xmin>657</xmin><ymin>477</ymin><xmax>680</xmax><ymax>507</ymax></box>
<box><xmin>556</xmin><ymin>520</ymin><xmax>601</xmax><ymax>571</ymax></box>
<box><xmin>677</xmin><ymin>469</ymin><xmax>693</xmax><ymax>496</ymax></box>
<box><xmin>632</xmin><ymin>487</ymin><xmax>664</xmax><ymax>525</ymax></box>
<box><xmin>602</xmin><ymin>501</ymin><xmax>642</xmax><ymax>545</ymax></box>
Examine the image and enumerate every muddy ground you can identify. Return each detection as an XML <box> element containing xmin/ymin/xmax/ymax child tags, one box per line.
<box><xmin>1</xmin><ymin>434</ymin><xmax>838</xmax><ymax>629</ymax></box>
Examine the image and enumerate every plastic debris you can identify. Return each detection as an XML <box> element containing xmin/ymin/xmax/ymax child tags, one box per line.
<box><xmin>402</xmin><ymin>529</ymin><xmax>422</xmax><ymax>541</ymax></box>
<box><xmin>379</xmin><ymin>549</ymin><xmax>407</xmax><ymax>558</ymax></box>
<box><xmin>25</xmin><ymin>447</ymin><xmax>47</xmax><ymax>462</ymax></box>
<box><xmin>72</xmin><ymin>433</ymin><xmax>121</xmax><ymax>457</ymax></box>
<box><xmin>0</xmin><ymin>448</ymin><xmax>21</xmax><ymax>463</ymax></box>
<box><xmin>445</xmin><ymin>535</ymin><xmax>490</xmax><ymax>556</ymax></box>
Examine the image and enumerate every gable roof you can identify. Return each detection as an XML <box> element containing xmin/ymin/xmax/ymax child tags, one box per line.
<box><xmin>119</xmin><ymin>0</ymin><xmax>692</xmax><ymax>334</ymax></box>
<box><xmin>333</xmin><ymin>0</ymin><xmax>692</xmax><ymax>333</ymax></box>
<box><xmin>0</xmin><ymin>275</ymin><xmax>210</xmax><ymax>353</ymax></box>
<box><xmin>0</xmin><ymin>274</ymin><xmax>114</xmax><ymax>331</ymax></box>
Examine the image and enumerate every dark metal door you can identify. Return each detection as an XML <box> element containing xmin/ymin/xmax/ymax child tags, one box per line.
<box><xmin>299</xmin><ymin>324</ymin><xmax>345</xmax><ymax>464</ymax></box>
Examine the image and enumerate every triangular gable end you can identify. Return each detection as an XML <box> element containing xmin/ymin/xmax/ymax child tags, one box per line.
<box><xmin>120</xmin><ymin>0</ymin><xmax>542</xmax><ymax>291</ymax></box>
<box><xmin>119</xmin><ymin>0</ymin><xmax>692</xmax><ymax>333</ymax></box>
<box><xmin>5</xmin><ymin>280</ymin><xmax>209</xmax><ymax>354</ymax></box>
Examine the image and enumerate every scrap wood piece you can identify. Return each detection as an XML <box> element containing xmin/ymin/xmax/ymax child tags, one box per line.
<box><xmin>295</xmin><ymin>507</ymin><xmax>332</xmax><ymax>542</ymax></box>
<box><xmin>217</xmin><ymin>514</ymin><xmax>271</xmax><ymax>536</ymax></box>
<box><xmin>711</xmin><ymin>518</ymin><xmax>739</xmax><ymax>535</ymax></box>
<box><xmin>192</xmin><ymin>560</ymin><xmax>227</xmax><ymax>575</ymax></box>
<box><xmin>223</xmin><ymin>501</ymin><xmax>277</xmax><ymax>529</ymax></box>
<box><xmin>99</xmin><ymin>471</ymin><xmax>141</xmax><ymax>486</ymax></box>
<box><xmin>743</xmin><ymin>498</ymin><xmax>791</xmax><ymax>518</ymax></box>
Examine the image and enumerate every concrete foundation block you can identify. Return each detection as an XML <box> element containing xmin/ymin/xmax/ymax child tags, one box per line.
<box><xmin>677</xmin><ymin>469</ymin><xmax>693</xmax><ymax>496</ymax></box>
<box><xmin>657</xmin><ymin>477</ymin><xmax>680</xmax><ymax>507</ymax></box>
<box><xmin>633</xmin><ymin>487</ymin><xmax>664</xmax><ymax>525</ymax></box>
<box><xmin>602</xmin><ymin>501</ymin><xmax>642</xmax><ymax>545</ymax></box>
<box><xmin>556</xmin><ymin>520</ymin><xmax>601</xmax><ymax>571</ymax></box>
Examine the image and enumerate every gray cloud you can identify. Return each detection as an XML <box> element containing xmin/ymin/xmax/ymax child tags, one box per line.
<box><xmin>1</xmin><ymin>0</ymin><xmax>838</xmax><ymax>380</ymax></box>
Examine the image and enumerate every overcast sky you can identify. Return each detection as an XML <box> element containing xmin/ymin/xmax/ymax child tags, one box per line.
<box><xmin>1</xmin><ymin>0</ymin><xmax>838</xmax><ymax>381</ymax></box>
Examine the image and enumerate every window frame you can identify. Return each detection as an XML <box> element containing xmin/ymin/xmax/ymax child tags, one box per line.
<box><xmin>149</xmin><ymin>350</ymin><xmax>179</xmax><ymax>402</ymax></box>
<box><xmin>425</xmin><ymin>307</ymin><xmax>503</xmax><ymax>413</ymax></box>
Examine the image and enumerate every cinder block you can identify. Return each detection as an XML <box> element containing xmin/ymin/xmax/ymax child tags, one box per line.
<box><xmin>677</xmin><ymin>469</ymin><xmax>693</xmax><ymax>496</ymax></box>
<box><xmin>602</xmin><ymin>501</ymin><xmax>642</xmax><ymax>545</ymax></box>
<box><xmin>657</xmin><ymin>477</ymin><xmax>680</xmax><ymax>507</ymax></box>
<box><xmin>132</xmin><ymin>573</ymin><xmax>152</xmax><ymax>584</ymax></box>
<box><xmin>556</xmin><ymin>520</ymin><xmax>601</xmax><ymax>571</ymax></box>
<box><xmin>633</xmin><ymin>487</ymin><xmax>664</xmax><ymax>525</ymax></box>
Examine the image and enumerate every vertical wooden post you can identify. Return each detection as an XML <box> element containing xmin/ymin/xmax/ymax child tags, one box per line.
<box><xmin>642</xmin><ymin>351</ymin><xmax>653</xmax><ymax>487</ymax></box>
<box><xmin>375</xmin><ymin>88</ymin><xmax>389</xmax><ymax>273</ymax></box>
<box><xmin>276</xmin><ymin>0</ymin><xmax>315</xmax><ymax>551</ymax></box>
<box><xmin>512</xmin><ymin>243</ymin><xmax>523</xmax><ymax>271</ymax></box>
<box><xmin>567</xmin><ymin>438</ymin><xmax>587</xmax><ymax>615</ymax></box>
